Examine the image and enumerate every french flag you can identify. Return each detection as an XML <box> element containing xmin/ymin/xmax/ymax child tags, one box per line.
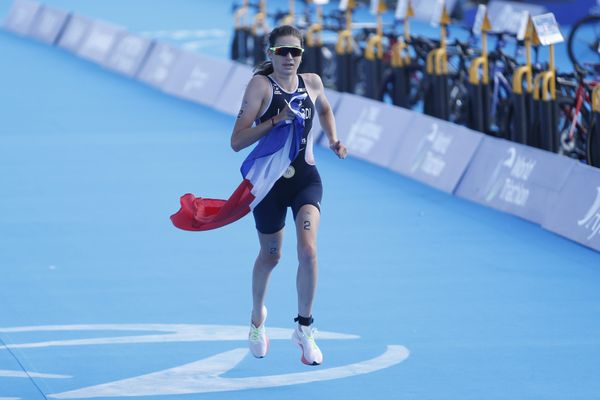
<box><xmin>170</xmin><ymin>93</ymin><xmax>308</xmax><ymax>231</ymax></box>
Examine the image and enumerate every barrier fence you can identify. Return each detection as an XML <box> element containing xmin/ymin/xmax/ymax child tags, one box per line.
<box><xmin>3</xmin><ymin>0</ymin><xmax>600</xmax><ymax>252</ymax></box>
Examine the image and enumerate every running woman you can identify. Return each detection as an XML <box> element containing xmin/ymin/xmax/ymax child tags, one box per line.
<box><xmin>230</xmin><ymin>25</ymin><xmax>347</xmax><ymax>366</ymax></box>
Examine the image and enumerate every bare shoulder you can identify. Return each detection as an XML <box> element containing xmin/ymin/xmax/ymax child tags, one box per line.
<box><xmin>247</xmin><ymin>74</ymin><xmax>271</xmax><ymax>92</ymax></box>
<box><xmin>300</xmin><ymin>73</ymin><xmax>324</xmax><ymax>91</ymax></box>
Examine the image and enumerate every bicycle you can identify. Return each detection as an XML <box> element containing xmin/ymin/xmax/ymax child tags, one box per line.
<box><xmin>555</xmin><ymin>66</ymin><xmax>599</xmax><ymax>166</ymax></box>
<box><xmin>567</xmin><ymin>4</ymin><xmax>600</xmax><ymax>76</ymax></box>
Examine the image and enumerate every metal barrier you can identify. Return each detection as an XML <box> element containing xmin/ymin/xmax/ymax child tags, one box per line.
<box><xmin>335</xmin><ymin>1</ymin><xmax>356</xmax><ymax>93</ymax></box>
<box><xmin>424</xmin><ymin>6</ymin><xmax>450</xmax><ymax>120</ymax></box>
<box><xmin>390</xmin><ymin>1</ymin><xmax>413</xmax><ymax>108</ymax></box>
<box><xmin>591</xmin><ymin>85</ymin><xmax>600</xmax><ymax>167</ymax></box>
<box><xmin>300</xmin><ymin>2</ymin><xmax>324</xmax><ymax>77</ymax></box>
<box><xmin>363</xmin><ymin>0</ymin><xmax>386</xmax><ymax>100</ymax></box>
<box><xmin>467</xmin><ymin>10</ymin><xmax>491</xmax><ymax>134</ymax></box>
<box><xmin>251</xmin><ymin>0</ymin><xmax>268</xmax><ymax>66</ymax></box>
<box><xmin>231</xmin><ymin>1</ymin><xmax>251</xmax><ymax>62</ymax></box>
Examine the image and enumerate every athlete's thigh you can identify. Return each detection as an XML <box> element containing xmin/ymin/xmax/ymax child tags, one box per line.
<box><xmin>294</xmin><ymin>204</ymin><xmax>320</xmax><ymax>248</ymax></box>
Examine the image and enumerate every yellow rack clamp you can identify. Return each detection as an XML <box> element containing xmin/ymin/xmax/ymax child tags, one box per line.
<box><xmin>468</xmin><ymin>10</ymin><xmax>491</xmax><ymax>85</ymax></box>
<box><xmin>593</xmin><ymin>86</ymin><xmax>600</xmax><ymax>113</ymax></box>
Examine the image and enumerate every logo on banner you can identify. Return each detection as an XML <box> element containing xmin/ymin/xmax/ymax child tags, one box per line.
<box><xmin>577</xmin><ymin>187</ymin><xmax>600</xmax><ymax>240</ymax></box>
<box><xmin>183</xmin><ymin>65</ymin><xmax>209</xmax><ymax>93</ymax></box>
<box><xmin>485</xmin><ymin>147</ymin><xmax>536</xmax><ymax>206</ymax></box>
<box><xmin>0</xmin><ymin>324</ymin><xmax>409</xmax><ymax>398</ymax></box>
<box><xmin>347</xmin><ymin>106</ymin><xmax>382</xmax><ymax>154</ymax></box>
<box><xmin>410</xmin><ymin>123</ymin><xmax>452</xmax><ymax>177</ymax></box>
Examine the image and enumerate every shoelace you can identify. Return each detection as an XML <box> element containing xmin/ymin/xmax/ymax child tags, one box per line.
<box><xmin>302</xmin><ymin>328</ymin><xmax>319</xmax><ymax>349</ymax></box>
<box><xmin>249</xmin><ymin>326</ymin><xmax>264</xmax><ymax>341</ymax></box>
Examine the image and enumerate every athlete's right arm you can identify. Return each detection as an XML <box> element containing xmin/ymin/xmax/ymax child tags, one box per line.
<box><xmin>229</xmin><ymin>75</ymin><xmax>276</xmax><ymax>152</ymax></box>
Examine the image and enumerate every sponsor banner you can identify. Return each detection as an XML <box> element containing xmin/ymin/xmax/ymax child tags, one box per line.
<box><xmin>319</xmin><ymin>93</ymin><xmax>414</xmax><ymax>168</ymax></box>
<box><xmin>57</xmin><ymin>14</ymin><xmax>93</xmax><ymax>53</ymax></box>
<box><xmin>137</xmin><ymin>42</ymin><xmax>183</xmax><ymax>88</ymax></box>
<box><xmin>390</xmin><ymin>114</ymin><xmax>483</xmax><ymax>193</ymax></box>
<box><xmin>543</xmin><ymin>163</ymin><xmax>600</xmax><ymax>252</ymax></box>
<box><xmin>29</xmin><ymin>5</ymin><xmax>70</xmax><ymax>44</ymax></box>
<box><xmin>213</xmin><ymin>63</ymin><xmax>254</xmax><ymax>116</ymax></box>
<box><xmin>455</xmin><ymin>136</ymin><xmax>576</xmax><ymax>224</ymax></box>
<box><xmin>162</xmin><ymin>52</ymin><xmax>235</xmax><ymax>108</ymax></box>
<box><xmin>2</xmin><ymin>0</ymin><xmax>41</xmax><ymax>35</ymax></box>
<box><xmin>104</xmin><ymin>32</ymin><xmax>154</xmax><ymax>77</ymax></box>
<box><xmin>77</xmin><ymin>20</ymin><xmax>125</xmax><ymax>64</ymax></box>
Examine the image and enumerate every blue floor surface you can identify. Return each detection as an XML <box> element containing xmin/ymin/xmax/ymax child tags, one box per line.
<box><xmin>1</xmin><ymin>2</ymin><xmax>600</xmax><ymax>399</ymax></box>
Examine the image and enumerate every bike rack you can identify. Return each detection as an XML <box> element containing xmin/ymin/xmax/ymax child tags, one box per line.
<box><xmin>390</xmin><ymin>0</ymin><xmax>414</xmax><ymax>108</ymax></box>
<box><xmin>364</xmin><ymin>0</ymin><xmax>386</xmax><ymax>100</ymax></box>
<box><xmin>301</xmin><ymin>2</ymin><xmax>324</xmax><ymax>77</ymax></box>
<box><xmin>511</xmin><ymin>17</ymin><xmax>535</xmax><ymax>145</ymax></box>
<box><xmin>425</xmin><ymin>3</ymin><xmax>450</xmax><ymax>120</ymax></box>
<box><xmin>591</xmin><ymin>86</ymin><xmax>600</xmax><ymax>167</ymax></box>
<box><xmin>231</xmin><ymin>0</ymin><xmax>251</xmax><ymax>62</ymax></box>
<box><xmin>335</xmin><ymin>0</ymin><xmax>356</xmax><ymax>93</ymax></box>
<box><xmin>533</xmin><ymin>22</ymin><xmax>560</xmax><ymax>153</ymax></box>
<box><xmin>467</xmin><ymin>10</ymin><xmax>491</xmax><ymax>134</ymax></box>
<box><xmin>251</xmin><ymin>0</ymin><xmax>269</xmax><ymax>66</ymax></box>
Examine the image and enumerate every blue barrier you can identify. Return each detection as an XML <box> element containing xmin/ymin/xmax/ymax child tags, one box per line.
<box><xmin>2</xmin><ymin>0</ymin><xmax>40</xmax><ymax>36</ymax></box>
<box><xmin>137</xmin><ymin>42</ymin><xmax>183</xmax><ymax>88</ymax></box>
<box><xmin>77</xmin><ymin>20</ymin><xmax>124</xmax><ymax>64</ymax></box>
<box><xmin>104</xmin><ymin>32</ymin><xmax>154</xmax><ymax>77</ymax></box>
<box><xmin>29</xmin><ymin>5</ymin><xmax>69</xmax><ymax>44</ymax></box>
<box><xmin>543</xmin><ymin>163</ymin><xmax>600</xmax><ymax>252</ymax></box>
<box><xmin>213</xmin><ymin>63</ymin><xmax>254</xmax><ymax>117</ymax></box>
<box><xmin>318</xmin><ymin>92</ymin><xmax>415</xmax><ymax>169</ymax></box>
<box><xmin>456</xmin><ymin>136</ymin><xmax>576</xmax><ymax>225</ymax></box>
<box><xmin>56</xmin><ymin>14</ymin><xmax>92</xmax><ymax>53</ymax></box>
<box><xmin>3</xmin><ymin>0</ymin><xmax>600</xmax><ymax>253</ymax></box>
<box><xmin>390</xmin><ymin>114</ymin><xmax>483</xmax><ymax>194</ymax></box>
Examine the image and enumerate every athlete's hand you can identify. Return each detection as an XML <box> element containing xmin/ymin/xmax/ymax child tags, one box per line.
<box><xmin>274</xmin><ymin>106</ymin><xmax>297</xmax><ymax>124</ymax></box>
<box><xmin>329</xmin><ymin>140</ymin><xmax>347</xmax><ymax>159</ymax></box>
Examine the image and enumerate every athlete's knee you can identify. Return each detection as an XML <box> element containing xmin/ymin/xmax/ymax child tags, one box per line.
<box><xmin>258</xmin><ymin>247</ymin><xmax>281</xmax><ymax>268</ymax></box>
<box><xmin>297</xmin><ymin>243</ymin><xmax>317</xmax><ymax>266</ymax></box>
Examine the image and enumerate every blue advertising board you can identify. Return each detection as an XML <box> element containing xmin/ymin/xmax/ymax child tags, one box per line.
<box><xmin>57</xmin><ymin>14</ymin><xmax>93</xmax><ymax>53</ymax></box>
<box><xmin>2</xmin><ymin>0</ymin><xmax>40</xmax><ymax>36</ymax></box>
<box><xmin>29</xmin><ymin>5</ymin><xmax>69</xmax><ymax>44</ymax></box>
<box><xmin>543</xmin><ymin>163</ymin><xmax>600</xmax><ymax>252</ymax></box>
<box><xmin>161</xmin><ymin>52</ymin><xmax>235</xmax><ymax>108</ymax></box>
<box><xmin>456</xmin><ymin>137</ymin><xmax>576</xmax><ymax>225</ymax></box>
<box><xmin>76</xmin><ymin>20</ymin><xmax>124</xmax><ymax>64</ymax></box>
<box><xmin>104</xmin><ymin>32</ymin><xmax>154</xmax><ymax>77</ymax></box>
<box><xmin>389</xmin><ymin>114</ymin><xmax>483</xmax><ymax>193</ymax></box>
<box><xmin>319</xmin><ymin>93</ymin><xmax>414</xmax><ymax>168</ymax></box>
<box><xmin>213</xmin><ymin>63</ymin><xmax>254</xmax><ymax>116</ymax></box>
<box><xmin>137</xmin><ymin>42</ymin><xmax>183</xmax><ymax>89</ymax></box>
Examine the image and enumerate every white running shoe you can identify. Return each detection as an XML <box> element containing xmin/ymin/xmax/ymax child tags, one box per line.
<box><xmin>292</xmin><ymin>325</ymin><xmax>323</xmax><ymax>365</ymax></box>
<box><xmin>248</xmin><ymin>307</ymin><xmax>269</xmax><ymax>358</ymax></box>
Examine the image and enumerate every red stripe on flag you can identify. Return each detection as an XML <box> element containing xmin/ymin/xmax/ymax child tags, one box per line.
<box><xmin>170</xmin><ymin>180</ymin><xmax>255</xmax><ymax>231</ymax></box>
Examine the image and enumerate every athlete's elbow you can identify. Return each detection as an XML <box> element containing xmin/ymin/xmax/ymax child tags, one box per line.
<box><xmin>231</xmin><ymin>137</ymin><xmax>244</xmax><ymax>152</ymax></box>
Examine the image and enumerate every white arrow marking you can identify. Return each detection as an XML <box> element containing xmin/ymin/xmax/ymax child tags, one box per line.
<box><xmin>0</xmin><ymin>324</ymin><xmax>358</xmax><ymax>349</ymax></box>
<box><xmin>0</xmin><ymin>370</ymin><xmax>70</xmax><ymax>379</ymax></box>
<box><xmin>49</xmin><ymin>345</ymin><xmax>409</xmax><ymax>398</ymax></box>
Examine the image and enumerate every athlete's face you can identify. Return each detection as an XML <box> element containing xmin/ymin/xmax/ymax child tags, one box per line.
<box><xmin>269</xmin><ymin>35</ymin><xmax>302</xmax><ymax>75</ymax></box>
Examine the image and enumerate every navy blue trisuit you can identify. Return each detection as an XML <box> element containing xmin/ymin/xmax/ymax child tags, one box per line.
<box><xmin>252</xmin><ymin>74</ymin><xmax>323</xmax><ymax>234</ymax></box>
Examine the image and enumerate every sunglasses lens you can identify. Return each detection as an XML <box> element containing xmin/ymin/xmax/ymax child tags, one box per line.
<box><xmin>273</xmin><ymin>47</ymin><xmax>303</xmax><ymax>57</ymax></box>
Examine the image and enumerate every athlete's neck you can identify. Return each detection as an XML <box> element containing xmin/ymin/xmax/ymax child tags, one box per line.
<box><xmin>271</xmin><ymin>72</ymin><xmax>298</xmax><ymax>93</ymax></box>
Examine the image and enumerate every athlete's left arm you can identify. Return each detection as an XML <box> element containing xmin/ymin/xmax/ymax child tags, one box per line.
<box><xmin>306</xmin><ymin>73</ymin><xmax>347</xmax><ymax>159</ymax></box>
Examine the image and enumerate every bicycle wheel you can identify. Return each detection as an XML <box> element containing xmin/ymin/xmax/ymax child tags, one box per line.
<box><xmin>556</xmin><ymin>96</ymin><xmax>591</xmax><ymax>160</ymax></box>
<box><xmin>588</xmin><ymin>115</ymin><xmax>599</xmax><ymax>167</ymax></box>
<box><xmin>567</xmin><ymin>15</ymin><xmax>600</xmax><ymax>73</ymax></box>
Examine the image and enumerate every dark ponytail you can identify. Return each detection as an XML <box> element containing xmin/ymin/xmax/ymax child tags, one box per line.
<box><xmin>253</xmin><ymin>25</ymin><xmax>303</xmax><ymax>76</ymax></box>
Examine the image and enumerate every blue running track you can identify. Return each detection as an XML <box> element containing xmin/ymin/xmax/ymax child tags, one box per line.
<box><xmin>1</xmin><ymin>1</ymin><xmax>600</xmax><ymax>399</ymax></box>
